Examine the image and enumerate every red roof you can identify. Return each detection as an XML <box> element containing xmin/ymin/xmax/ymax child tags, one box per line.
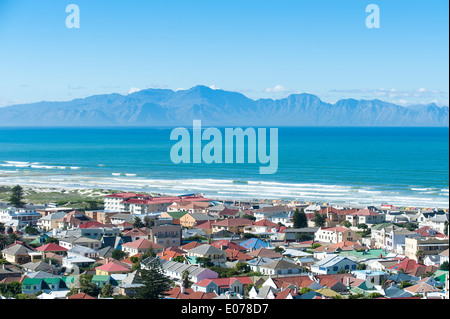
<box><xmin>253</xmin><ymin>219</ymin><xmax>278</xmax><ymax>228</ymax></box>
<box><xmin>78</xmin><ymin>221</ymin><xmax>106</xmax><ymax>229</ymax></box>
<box><xmin>68</xmin><ymin>293</ymin><xmax>96</xmax><ymax>299</ymax></box>
<box><xmin>35</xmin><ymin>243</ymin><xmax>68</xmax><ymax>252</ymax></box>
<box><xmin>213</xmin><ymin>218</ymin><xmax>253</xmax><ymax>227</ymax></box>
<box><xmin>180</xmin><ymin>241</ymin><xmax>203</xmax><ymax>250</ymax></box>
<box><xmin>122</xmin><ymin>238</ymin><xmax>163</xmax><ymax>250</ymax></box>
<box><xmin>95</xmin><ymin>260</ymin><xmax>131</xmax><ymax>273</ymax></box>
<box><xmin>210</xmin><ymin>240</ymin><xmax>246</xmax><ymax>251</ymax></box>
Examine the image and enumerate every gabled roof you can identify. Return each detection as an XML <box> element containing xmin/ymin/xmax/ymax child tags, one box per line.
<box><xmin>35</xmin><ymin>243</ymin><xmax>68</xmax><ymax>252</ymax></box>
<box><xmin>404</xmin><ymin>282</ymin><xmax>440</xmax><ymax>294</ymax></box>
<box><xmin>95</xmin><ymin>259</ymin><xmax>131</xmax><ymax>273</ymax></box>
<box><xmin>210</xmin><ymin>240</ymin><xmax>246</xmax><ymax>251</ymax></box>
<box><xmin>121</xmin><ymin>238</ymin><xmax>163</xmax><ymax>250</ymax></box>
<box><xmin>68</xmin><ymin>292</ymin><xmax>96</xmax><ymax>299</ymax></box>
<box><xmin>180</xmin><ymin>241</ymin><xmax>203</xmax><ymax>250</ymax></box>
<box><xmin>247</xmin><ymin>248</ymin><xmax>283</xmax><ymax>258</ymax></box>
<box><xmin>239</xmin><ymin>238</ymin><xmax>269</xmax><ymax>250</ymax></box>
<box><xmin>213</xmin><ymin>218</ymin><xmax>253</xmax><ymax>227</ymax></box>
<box><xmin>2</xmin><ymin>243</ymin><xmax>34</xmax><ymax>256</ymax></box>
<box><xmin>187</xmin><ymin>244</ymin><xmax>227</xmax><ymax>256</ymax></box>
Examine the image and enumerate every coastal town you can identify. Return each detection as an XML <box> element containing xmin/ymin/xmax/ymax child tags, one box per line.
<box><xmin>0</xmin><ymin>185</ymin><xmax>448</xmax><ymax>300</ymax></box>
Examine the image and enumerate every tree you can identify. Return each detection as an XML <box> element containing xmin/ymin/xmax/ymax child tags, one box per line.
<box><xmin>143</xmin><ymin>216</ymin><xmax>154</xmax><ymax>228</ymax></box>
<box><xmin>416</xmin><ymin>249</ymin><xmax>425</xmax><ymax>263</ymax></box>
<box><xmin>67</xmin><ymin>274</ymin><xmax>100</xmax><ymax>297</ymax></box>
<box><xmin>9</xmin><ymin>185</ymin><xmax>25</xmax><ymax>208</ymax></box>
<box><xmin>25</xmin><ymin>225</ymin><xmax>39</xmax><ymax>235</ymax></box>
<box><xmin>134</xmin><ymin>258</ymin><xmax>171</xmax><ymax>299</ymax></box>
<box><xmin>313</xmin><ymin>212</ymin><xmax>326</xmax><ymax>228</ymax></box>
<box><xmin>133</xmin><ymin>216</ymin><xmax>144</xmax><ymax>229</ymax></box>
<box><xmin>293</xmin><ymin>208</ymin><xmax>308</xmax><ymax>228</ymax></box>
<box><xmin>101</xmin><ymin>283</ymin><xmax>114</xmax><ymax>298</ymax></box>
<box><xmin>181</xmin><ymin>270</ymin><xmax>191</xmax><ymax>289</ymax></box>
<box><xmin>112</xmin><ymin>249</ymin><xmax>127</xmax><ymax>260</ymax></box>
<box><xmin>45</xmin><ymin>237</ymin><xmax>59</xmax><ymax>245</ymax></box>
<box><xmin>440</xmin><ymin>261</ymin><xmax>449</xmax><ymax>271</ymax></box>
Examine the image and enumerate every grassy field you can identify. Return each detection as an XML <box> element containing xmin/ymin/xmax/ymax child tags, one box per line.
<box><xmin>0</xmin><ymin>185</ymin><xmax>117</xmax><ymax>209</ymax></box>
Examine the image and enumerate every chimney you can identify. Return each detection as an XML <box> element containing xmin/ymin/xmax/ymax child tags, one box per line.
<box><xmin>346</xmin><ymin>277</ymin><xmax>350</xmax><ymax>287</ymax></box>
<box><xmin>181</xmin><ymin>286</ymin><xmax>185</xmax><ymax>294</ymax></box>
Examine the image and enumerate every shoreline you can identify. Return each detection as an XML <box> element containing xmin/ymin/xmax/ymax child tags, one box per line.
<box><xmin>1</xmin><ymin>183</ymin><xmax>448</xmax><ymax>211</ymax></box>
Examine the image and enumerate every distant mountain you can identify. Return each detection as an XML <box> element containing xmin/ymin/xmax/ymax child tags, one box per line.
<box><xmin>0</xmin><ymin>85</ymin><xmax>448</xmax><ymax>127</ymax></box>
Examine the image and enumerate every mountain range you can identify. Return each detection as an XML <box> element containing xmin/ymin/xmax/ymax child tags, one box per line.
<box><xmin>0</xmin><ymin>85</ymin><xmax>448</xmax><ymax>127</ymax></box>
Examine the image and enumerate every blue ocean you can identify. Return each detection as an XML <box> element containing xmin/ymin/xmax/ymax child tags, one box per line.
<box><xmin>0</xmin><ymin>127</ymin><xmax>448</xmax><ymax>208</ymax></box>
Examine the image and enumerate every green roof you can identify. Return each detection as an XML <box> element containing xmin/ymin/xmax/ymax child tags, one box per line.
<box><xmin>43</xmin><ymin>277</ymin><xmax>61</xmax><ymax>285</ymax></box>
<box><xmin>167</xmin><ymin>211</ymin><xmax>188</xmax><ymax>219</ymax></box>
<box><xmin>92</xmin><ymin>275</ymin><xmax>111</xmax><ymax>282</ymax></box>
<box><xmin>433</xmin><ymin>270</ymin><xmax>449</xmax><ymax>282</ymax></box>
<box><xmin>357</xmin><ymin>280</ymin><xmax>376</xmax><ymax>291</ymax></box>
<box><xmin>61</xmin><ymin>276</ymin><xmax>76</xmax><ymax>283</ymax></box>
<box><xmin>336</xmin><ymin>249</ymin><xmax>388</xmax><ymax>261</ymax></box>
<box><xmin>22</xmin><ymin>278</ymin><xmax>43</xmax><ymax>285</ymax></box>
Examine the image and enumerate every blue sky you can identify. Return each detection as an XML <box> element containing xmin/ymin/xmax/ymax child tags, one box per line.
<box><xmin>0</xmin><ymin>0</ymin><xmax>448</xmax><ymax>107</ymax></box>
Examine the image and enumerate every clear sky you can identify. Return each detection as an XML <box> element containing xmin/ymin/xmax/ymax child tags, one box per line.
<box><xmin>0</xmin><ymin>0</ymin><xmax>448</xmax><ymax>107</ymax></box>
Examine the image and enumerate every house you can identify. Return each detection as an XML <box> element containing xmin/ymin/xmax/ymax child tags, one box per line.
<box><xmin>167</xmin><ymin>201</ymin><xmax>212</xmax><ymax>214</ymax></box>
<box><xmin>192</xmin><ymin>277</ymin><xmax>253</xmax><ymax>296</ymax></box>
<box><xmin>0</xmin><ymin>207</ymin><xmax>42</xmax><ymax>226</ymax></box>
<box><xmin>404</xmin><ymin>237</ymin><xmax>449</xmax><ymax>262</ymax></box>
<box><xmin>417</xmin><ymin>211</ymin><xmax>448</xmax><ymax>234</ymax></box>
<box><xmin>259</xmin><ymin>259</ymin><xmax>302</xmax><ymax>276</ymax></box>
<box><xmin>35</xmin><ymin>243</ymin><xmax>68</xmax><ymax>257</ymax></box>
<box><xmin>247</xmin><ymin>248</ymin><xmax>283</xmax><ymax>259</ymax></box>
<box><xmin>210</xmin><ymin>240</ymin><xmax>246</xmax><ymax>252</ymax></box>
<box><xmin>314</xmin><ymin>226</ymin><xmax>359</xmax><ymax>244</ymax></box>
<box><xmin>84</xmin><ymin>210</ymin><xmax>121</xmax><ymax>225</ymax></box>
<box><xmin>56</xmin><ymin>210</ymin><xmax>96</xmax><ymax>229</ymax></box>
<box><xmin>0</xmin><ymin>264</ymin><xmax>22</xmax><ymax>282</ymax></box>
<box><xmin>211</xmin><ymin>218</ymin><xmax>253</xmax><ymax>234</ymax></box>
<box><xmin>284</xmin><ymin>227</ymin><xmax>319</xmax><ymax>242</ymax></box>
<box><xmin>117</xmin><ymin>271</ymin><xmax>144</xmax><ymax>297</ymax></box>
<box><xmin>95</xmin><ymin>259</ymin><xmax>132</xmax><ymax>276</ymax></box>
<box><xmin>1</xmin><ymin>243</ymin><xmax>39</xmax><ymax>264</ymax></box>
<box><xmin>351</xmin><ymin>269</ymin><xmax>389</xmax><ymax>286</ymax></box>
<box><xmin>253</xmin><ymin>205</ymin><xmax>294</xmax><ymax>223</ymax></box>
<box><xmin>62</xmin><ymin>254</ymin><xmax>96</xmax><ymax>270</ymax></box>
<box><xmin>186</xmin><ymin>244</ymin><xmax>228</xmax><ymax>265</ymax></box>
<box><xmin>153</xmin><ymin>259</ymin><xmax>219</xmax><ymax>283</ymax></box>
<box><xmin>121</xmin><ymin>238</ymin><xmax>163</xmax><ymax>256</ymax></box>
<box><xmin>225</xmin><ymin>249</ymin><xmax>254</xmax><ymax>262</ymax></box>
<box><xmin>345</xmin><ymin>208</ymin><xmax>386</xmax><ymax>226</ymax></box>
<box><xmin>194</xmin><ymin>220</ymin><xmax>215</xmax><ymax>236</ymax></box>
<box><xmin>404</xmin><ymin>282</ymin><xmax>440</xmax><ymax>296</ymax></box>
<box><xmin>59</xmin><ymin>236</ymin><xmax>102</xmax><ymax>250</ymax></box>
<box><xmin>246</xmin><ymin>257</ymin><xmax>276</xmax><ymax>273</ymax></box>
<box><xmin>248</xmin><ymin>285</ymin><xmax>278</xmax><ymax>299</ymax></box>
<box><xmin>165</xmin><ymin>286</ymin><xmax>218</xmax><ymax>299</ymax></box>
<box><xmin>37</xmin><ymin>211</ymin><xmax>68</xmax><ymax>230</ymax></box>
<box><xmin>369</xmin><ymin>224</ymin><xmax>420</xmax><ymax>252</ymax></box>
<box><xmin>310</xmin><ymin>255</ymin><xmax>359</xmax><ymax>275</ymax></box>
<box><xmin>179</xmin><ymin>213</ymin><xmax>216</xmax><ymax>228</ymax></box>
<box><xmin>239</xmin><ymin>238</ymin><xmax>270</xmax><ymax>251</ymax></box>
<box><xmin>91</xmin><ymin>275</ymin><xmax>111</xmax><ymax>288</ymax></box>
<box><xmin>67</xmin><ymin>292</ymin><xmax>96</xmax><ymax>299</ymax></box>
<box><xmin>106</xmin><ymin>193</ymin><xmax>211</xmax><ymax>214</ymax></box>
<box><xmin>149</xmin><ymin>220</ymin><xmax>182</xmax><ymax>248</ymax></box>
<box><xmin>22</xmin><ymin>261</ymin><xmax>60</xmax><ymax>275</ymax></box>
<box><xmin>68</xmin><ymin>245</ymin><xmax>99</xmax><ymax>259</ymax></box>
<box><xmin>244</xmin><ymin>219</ymin><xmax>278</xmax><ymax>234</ymax></box>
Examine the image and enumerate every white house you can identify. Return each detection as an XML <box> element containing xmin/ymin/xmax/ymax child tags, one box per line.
<box><xmin>310</xmin><ymin>255</ymin><xmax>358</xmax><ymax>275</ymax></box>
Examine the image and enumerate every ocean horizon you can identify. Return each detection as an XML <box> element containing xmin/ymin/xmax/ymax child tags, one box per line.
<box><xmin>0</xmin><ymin>126</ymin><xmax>448</xmax><ymax>208</ymax></box>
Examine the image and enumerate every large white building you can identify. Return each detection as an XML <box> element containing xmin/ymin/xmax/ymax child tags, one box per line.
<box><xmin>0</xmin><ymin>207</ymin><xmax>41</xmax><ymax>227</ymax></box>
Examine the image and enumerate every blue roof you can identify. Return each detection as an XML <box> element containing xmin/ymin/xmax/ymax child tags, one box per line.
<box><xmin>240</xmin><ymin>238</ymin><xmax>269</xmax><ymax>250</ymax></box>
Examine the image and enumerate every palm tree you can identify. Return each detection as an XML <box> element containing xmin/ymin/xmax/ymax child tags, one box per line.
<box><xmin>416</xmin><ymin>249</ymin><xmax>425</xmax><ymax>263</ymax></box>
